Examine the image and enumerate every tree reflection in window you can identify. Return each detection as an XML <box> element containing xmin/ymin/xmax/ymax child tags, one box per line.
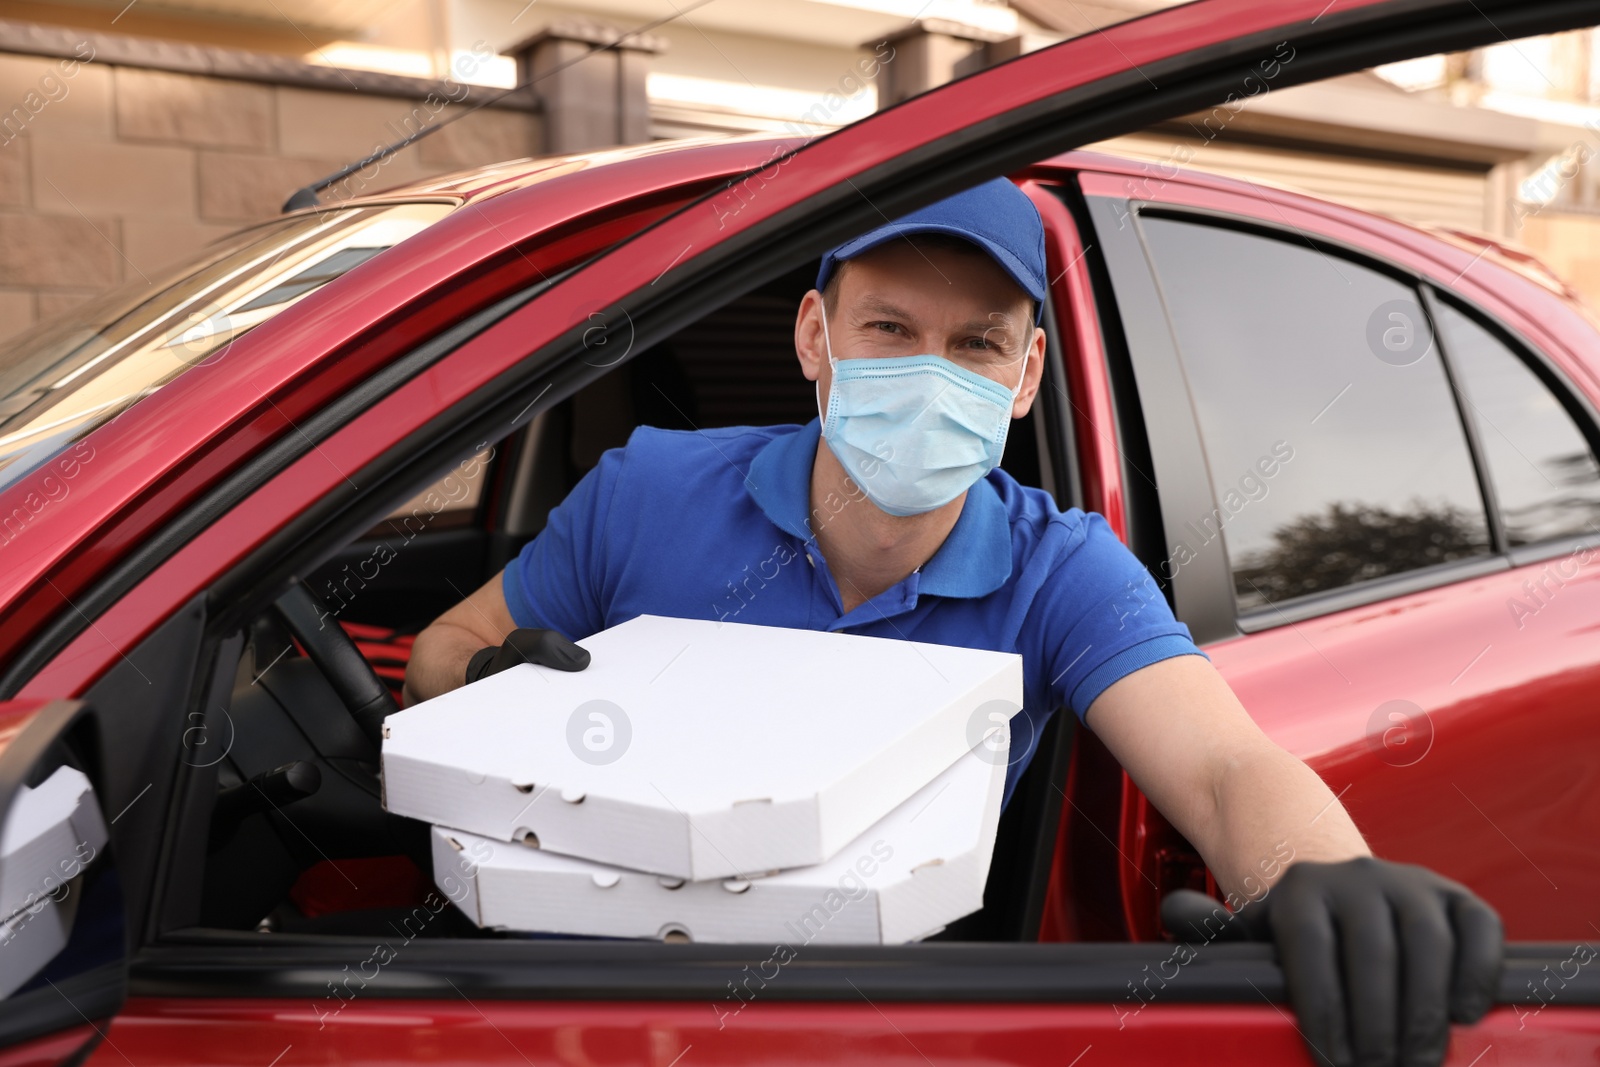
<box><xmin>1234</xmin><ymin>499</ymin><xmax>1489</xmax><ymax>610</ymax></box>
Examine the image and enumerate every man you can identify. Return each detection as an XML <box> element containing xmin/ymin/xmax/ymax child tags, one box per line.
<box><xmin>406</xmin><ymin>178</ymin><xmax>1501</xmax><ymax>1067</ymax></box>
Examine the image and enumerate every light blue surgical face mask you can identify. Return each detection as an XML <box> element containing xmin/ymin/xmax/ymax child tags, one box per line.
<box><xmin>817</xmin><ymin>304</ymin><xmax>1028</xmax><ymax>517</ymax></box>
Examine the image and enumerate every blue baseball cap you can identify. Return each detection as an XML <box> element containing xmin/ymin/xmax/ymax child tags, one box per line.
<box><xmin>815</xmin><ymin>178</ymin><xmax>1048</xmax><ymax>323</ymax></box>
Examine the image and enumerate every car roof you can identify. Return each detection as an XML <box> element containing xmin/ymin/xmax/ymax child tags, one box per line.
<box><xmin>302</xmin><ymin>133</ymin><xmax>793</xmax><ymax>206</ymax></box>
<box><xmin>323</xmin><ymin>134</ymin><xmax>1575</xmax><ymax>311</ymax></box>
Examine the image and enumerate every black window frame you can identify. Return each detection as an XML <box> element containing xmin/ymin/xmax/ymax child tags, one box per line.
<box><xmin>1422</xmin><ymin>283</ymin><xmax>1600</xmax><ymax>570</ymax></box>
<box><xmin>1085</xmin><ymin>194</ymin><xmax>1600</xmax><ymax>636</ymax></box>
<box><xmin>1047</xmin><ymin>179</ymin><xmax>1176</xmax><ymax>619</ymax></box>
<box><xmin>1079</xmin><ymin>194</ymin><xmax>1546</xmax><ymax>636</ymax></box>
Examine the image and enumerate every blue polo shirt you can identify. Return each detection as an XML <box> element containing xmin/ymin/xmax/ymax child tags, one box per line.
<box><xmin>504</xmin><ymin>419</ymin><xmax>1207</xmax><ymax>809</ymax></box>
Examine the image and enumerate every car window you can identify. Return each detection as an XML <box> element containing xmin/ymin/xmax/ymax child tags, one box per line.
<box><xmin>1432</xmin><ymin>296</ymin><xmax>1600</xmax><ymax>547</ymax></box>
<box><xmin>377</xmin><ymin>447</ymin><xmax>491</xmax><ymax>531</ymax></box>
<box><xmin>1136</xmin><ymin>215</ymin><xmax>1491</xmax><ymax>612</ymax></box>
<box><xmin>0</xmin><ymin>202</ymin><xmax>454</xmax><ymax>494</ymax></box>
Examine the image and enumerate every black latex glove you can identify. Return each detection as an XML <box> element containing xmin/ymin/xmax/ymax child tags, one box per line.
<box><xmin>1161</xmin><ymin>856</ymin><xmax>1502</xmax><ymax>1067</ymax></box>
<box><xmin>465</xmin><ymin>628</ymin><xmax>590</xmax><ymax>684</ymax></box>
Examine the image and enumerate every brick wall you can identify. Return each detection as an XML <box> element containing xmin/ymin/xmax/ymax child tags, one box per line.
<box><xmin>0</xmin><ymin>40</ymin><xmax>540</xmax><ymax>342</ymax></box>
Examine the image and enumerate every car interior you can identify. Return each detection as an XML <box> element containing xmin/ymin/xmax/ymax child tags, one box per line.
<box><xmin>151</xmin><ymin>164</ymin><xmax>1600</xmax><ymax>953</ymax></box>
<box><xmin>199</xmin><ymin>255</ymin><xmax>1083</xmax><ymax>944</ymax></box>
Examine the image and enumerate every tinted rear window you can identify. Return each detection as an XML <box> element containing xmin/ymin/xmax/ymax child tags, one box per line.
<box><xmin>1137</xmin><ymin>216</ymin><xmax>1491</xmax><ymax>611</ymax></box>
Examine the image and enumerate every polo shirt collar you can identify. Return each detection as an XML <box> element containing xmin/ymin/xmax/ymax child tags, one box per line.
<box><xmin>744</xmin><ymin>418</ymin><xmax>1012</xmax><ymax>600</ymax></box>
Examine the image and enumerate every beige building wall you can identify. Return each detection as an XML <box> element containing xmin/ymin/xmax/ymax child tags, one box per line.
<box><xmin>0</xmin><ymin>42</ymin><xmax>538</xmax><ymax>343</ymax></box>
<box><xmin>1094</xmin><ymin>132</ymin><xmax>1497</xmax><ymax>233</ymax></box>
<box><xmin>1519</xmin><ymin>212</ymin><xmax>1600</xmax><ymax>307</ymax></box>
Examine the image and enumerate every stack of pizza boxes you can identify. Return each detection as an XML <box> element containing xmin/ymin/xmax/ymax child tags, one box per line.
<box><xmin>382</xmin><ymin>614</ymin><xmax>1024</xmax><ymax>944</ymax></box>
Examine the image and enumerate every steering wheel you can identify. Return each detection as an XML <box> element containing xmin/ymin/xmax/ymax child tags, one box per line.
<box><xmin>269</xmin><ymin>579</ymin><xmax>434</xmax><ymax>873</ymax></box>
<box><xmin>272</xmin><ymin>579</ymin><xmax>398</xmax><ymax>752</ymax></box>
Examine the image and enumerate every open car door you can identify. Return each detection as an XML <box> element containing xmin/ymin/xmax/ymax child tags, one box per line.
<box><xmin>1</xmin><ymin>0</ymin><xmax>1598</xmax><ymax>1064</ymax></box>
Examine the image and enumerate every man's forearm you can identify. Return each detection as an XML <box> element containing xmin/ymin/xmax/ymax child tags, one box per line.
<box><xmin>1204</xmin><ymin>743</ymin><xmax>1370</xmax><ymax>905</ymax></box>
<box><xmin>1086</xmin><ymin>655</ymin><xmax>1370</xmax><ymax>907</ymax></box>
<box><xmin>404</xmin><ymin>623</ymin><xmax>488</xmax><ymax>705</ymax></box>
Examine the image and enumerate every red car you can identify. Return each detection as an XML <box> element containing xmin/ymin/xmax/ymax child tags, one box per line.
<box><xmin>1</xmin><ymin>0</ymin><xmax>1597</xmax><ymax>1063</ymax></box>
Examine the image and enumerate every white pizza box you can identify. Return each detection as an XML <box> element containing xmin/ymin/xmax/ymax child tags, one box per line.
<box><xmin>0</xmin><ymin>766</ymin><xmax>107</xmax><ymax>925</ymax></box>
<box><xmin>384</xmin><ymin>613</ymin><xmax>1022</xmax><ymax>880</ymax></box>
<box><xmin>432</xmin><ymin>740</ymin><xmax>1006</xmax><ymax>944</ymax></box>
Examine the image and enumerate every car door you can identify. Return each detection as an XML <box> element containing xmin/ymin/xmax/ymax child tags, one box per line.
<box><xmin>1075</xmin><ymin>167</ymin><xmax>1600</xmax><ymax>941</ymax></box>
<box><xmin>2</xmin><ymin>0</ymin><xmax>1599</xmax><ymax>1063</ymax></box>
<box><xmin>0</xmin><ymin>600</ymin><xmax>211</xmax><ymax>1063</ymax></box>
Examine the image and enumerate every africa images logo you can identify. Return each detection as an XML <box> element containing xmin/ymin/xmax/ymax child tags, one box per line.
<box><xmin>567</xmin><ymin>699</ymin><xmax>632</xmax><ymax>765</ymax></box>
<box><xmin>1364</xmin><ymin>699</ymin><xmax>1434</xmax><ymax>768</ymax></box>
<box><xmin>965</xmin><ymin>699</ymin><xmax>1030</xmax><ymax>766</ymax></box>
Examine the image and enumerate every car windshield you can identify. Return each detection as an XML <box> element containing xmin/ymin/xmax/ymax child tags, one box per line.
<box><xmin>0</xmin><ymin>201</ymin><xmax>455</xmax><ymax>493</ymax></box>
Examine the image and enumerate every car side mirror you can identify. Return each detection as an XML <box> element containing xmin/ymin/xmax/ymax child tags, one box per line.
<box><xmin>0</xmin><ymin>700</ymin><xmax>126</xmax><ymax>1060</ymax></box>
